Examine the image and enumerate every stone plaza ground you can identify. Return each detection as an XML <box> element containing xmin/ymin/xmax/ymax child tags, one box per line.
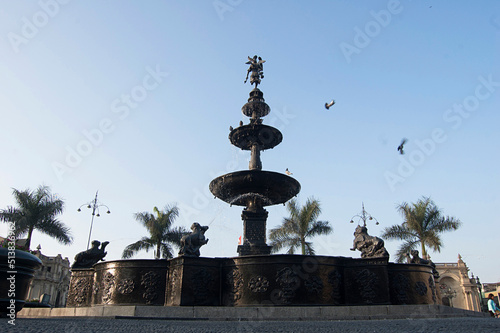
<box><xmin>5</xmin><ymin>304</ymin><xmax>499</xmax><ymax>332</ymax></box>
<box><xmin>2</xmin><ymin>317</ymin><xmax>500</xmax><ymax>333</ymax></box>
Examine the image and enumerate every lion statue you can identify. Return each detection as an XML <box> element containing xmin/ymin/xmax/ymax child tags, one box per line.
<box><xmin>350</xmin><ymin>225</ymin><xmax>389</xmax><ymax>259</ymax></box>
<box><xmin>178</xmin><ymin>222</ymin><xmax>209</xmax><ymax>257</ymax></box>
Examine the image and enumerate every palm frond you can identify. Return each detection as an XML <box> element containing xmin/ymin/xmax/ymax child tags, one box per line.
<box><xmin>1</xmin><ymin>186</ymin><xmax>70</xmax><ymax>250</ymax></box>
<box><xmin>305</xmin><ymin>220</ymin><xmax>332</xmax><ymax>238</ymax></box>
<box><xmin>387</xmin><ymin>197</ymin><xmax>461</xmax><ymax>260</ymax></box>
<box><xmin>164</xmin><ymin>226</ymin><xmax>189</xmax><ymax>247</ymax></box>
<box><xmin>37</xmin><ymin>218</ymin><xmax>73</xmax><ymax>244</ymax></box>
<box><xmin>304</xmin><ymin>241</ymin><xmax>315</xmax><ymax>255</ymax></box>
<box><xmin>160</xmin><ymin>243</ymin><xmax>175</xmax><ymax>259</ymax></box>
<box><xmin>394</xmin><ymin>239</ymin><xmax>419</xmax><ymax>263</ymax></box>
<box><xmin>126</xmin><ymin>204</ymin><xmax>183</xmax><ymax>258</ymax></box>
<box><xmin>269</xmin><ymin>234</ymin><xmax>298</xmax><ymax>253</ymax></box>
<box><xmin>422</xmin><ymin>232</ymin><xmax>442</xmax><ymax>253</ymax></box>
<box><xmin>381</xmin><ymin>224</ymin><xmax>415</xmax><ymax>241</ymax></box>
<box><xmin>269</xmin><ymin>197</ymin><xmax>332</xmax><ymax>255</ymax></box>
<box><xmin>122</xmin><ymin>237</ymin><xmax>153</xmax><ymax>259</ymax></box>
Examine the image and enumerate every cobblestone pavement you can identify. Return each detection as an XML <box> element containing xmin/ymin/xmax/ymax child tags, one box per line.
<box><xmin>2</xmin><ymin>317</ymin><xmax>500</xmax><ymax>333</ymax></box>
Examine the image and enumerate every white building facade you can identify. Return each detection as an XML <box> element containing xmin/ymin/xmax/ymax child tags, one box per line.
<box><xmin>27</xmin><ymin>247</ymin><xmax>71</xmax><ymax>307</ymax></box>
<box><xmin>435</xmin><ymin>254</ymin><xmax>482</xmax><ymax>312</ymax></box>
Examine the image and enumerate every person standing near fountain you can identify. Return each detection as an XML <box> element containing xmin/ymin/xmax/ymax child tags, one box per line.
<box><xmin>487</xmin><ymin>293</ymin><xmax>500</xmax><ymax>318</ymax></box>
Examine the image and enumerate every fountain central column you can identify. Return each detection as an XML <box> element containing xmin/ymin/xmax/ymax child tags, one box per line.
<box><xmin>238</xmin><ymin>207</ymin><xmax>271</xmax><ymax>256</ymax></box>
<box><xmin>249</xmin><ymin>144</ymin><xmax>262</xmax><ymax>170</ymax></box>
<box><xmin>209</xmin><ymin>55</ymin><xmax>301</xmax><ymax>256</ymax></box>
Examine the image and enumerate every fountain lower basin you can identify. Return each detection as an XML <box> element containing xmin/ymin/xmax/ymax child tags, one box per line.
<box><xmin>66</xmin><ymin>255</ymin><xmax>439</xmax><ymax>307</ymax></box>
<box><xmin>209</xmin><ymin>170</ymin><xmax>301</xmax><ymax>207</ymax></box>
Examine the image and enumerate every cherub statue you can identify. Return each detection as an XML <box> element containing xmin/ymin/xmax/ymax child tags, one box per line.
<box><xmin>244</xmin><ymin>55</ymin><xmax>265</xmax><ymax>87</ymax></box>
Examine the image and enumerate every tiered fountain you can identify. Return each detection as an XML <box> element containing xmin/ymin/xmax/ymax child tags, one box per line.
<box><xmin>209</xmin><ymin>55</ymin><xmax>300</xmax><ymax>256</ymax></box>
<box><xmin>62</xmin><ymin>56</ymin><xmax>441</xmax><ymax>310</ymax></box>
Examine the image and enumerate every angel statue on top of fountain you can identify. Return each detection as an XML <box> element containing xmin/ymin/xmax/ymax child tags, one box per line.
<box><xmin>244</xmin><ymin>55</ymin><xmax>265</xmax><ymax>87</ymax></box>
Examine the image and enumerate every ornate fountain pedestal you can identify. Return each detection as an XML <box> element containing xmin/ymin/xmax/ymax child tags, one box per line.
<box><xmin>166</xmin><ymin>256</ymin><xmax>220</xmax><ymax>306</ymax></box>
<box><xmin>237</xmin><ymin>208</ymin><xmax>272</xmax><ymax>256</ymax></box>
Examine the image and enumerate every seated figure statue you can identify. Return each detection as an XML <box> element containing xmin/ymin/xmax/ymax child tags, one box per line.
<box><xmin>405</xmin><ymin>250</ymin><xmax>439</xmax><ymax>279</ymax></box>
<box><xmin>178</xmin><ymin>222</ymin><xmax>209</xmax><ymax>257</ymax></box>
<box><xmin>72</xmin><ymin>240</ymin><xmax>109</xmax><ymax>269</ymax></box>
<box><xmin>350</xmin><ymin>225</ymin><xmax>389</xmax><ymax>259</ymax></box>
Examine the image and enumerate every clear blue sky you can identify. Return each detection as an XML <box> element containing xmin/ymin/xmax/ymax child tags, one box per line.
<box><xmin>1</xmin><ymin>1</ymin><xmax>499</xmax><ymax>282</ymax></box>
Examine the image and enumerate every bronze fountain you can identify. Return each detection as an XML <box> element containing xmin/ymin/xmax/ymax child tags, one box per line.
<box><xmin>65</xmin><ymin>56</ymin><xmax>441</xmax><ymax>308</ymax></box>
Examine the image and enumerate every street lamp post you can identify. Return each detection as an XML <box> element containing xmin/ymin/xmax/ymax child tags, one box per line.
<box><xmin>349</xmin><ymin>202</ymin><xmax>380</xmax><ymax>227</ymax></box>
<box><xmin>476</xmin><ymin>275</ymin><xmax>485</xmax><ymax>312</ymax></box>
<box><xmin>443</xmin><ymin>287</ymin><xmax>457</xmax><ymax>307</ymax></box>
<box><xmin>77</xmin><ymin>191</ymin><xmax>111</xmax><ymax>250</ymax></box>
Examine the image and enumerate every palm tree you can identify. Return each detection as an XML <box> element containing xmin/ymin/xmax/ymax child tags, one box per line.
<box><xmin>269</xmin><ymin>197</ymin><xmax>332</xmax><ymax>255</ymax></box>
<box><xmin>381</xmin><ymin>196</ymin><xmax>462</xmax><ymax>262</ymax></box>
<box><xmin>0</xmin><ymin>185</ymin><xmax>72</xmax><ymax>250</ymax></box>
<box><xmin>122</xmin><ymin>205</ymin><xmax>188</xmax><ymax>259</ymax></box>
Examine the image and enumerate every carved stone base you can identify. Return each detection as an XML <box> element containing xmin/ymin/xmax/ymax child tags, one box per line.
<box><xmin>65</xmin><ymin>256</ymin><xmax>440</xmax><ymax>308</ymax></box>
<box><xmin>166</xmin><ymin>256</ymin><xmax>220</xmax><ymax>306</ymax></box>
<box><xmin>67</xmin><ymin>268</ymin><xmax>94</xmax><ymax>307</ymax></box>
<box><xmin>237</xmin><ymin>244</ymin><xmax>272</xmax><ymax>256</ymax></box>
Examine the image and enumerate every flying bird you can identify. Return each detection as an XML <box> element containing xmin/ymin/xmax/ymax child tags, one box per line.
<box><xmin>285</xmin><ymin>168</ymin><xmax>293</xmax><ymax>175</ymax></box>
<box><xmin>325</xmin><ymin>100</ymin><xmax>335</xmax><ymax>110</ymax></box>
<box><xmin>397</xmin><ymin>138</ymin><xmax>408</xmax><ymax>155</ymax></box>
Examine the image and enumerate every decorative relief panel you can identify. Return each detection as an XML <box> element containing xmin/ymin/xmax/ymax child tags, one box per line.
<box><xmin>168</xmin><ymin>268</ymin><xmax>180</xmax><ymax>304</ymax></box>
<box><xmin>68</xmin><ymin>277</ymin><xmax>92</xmax><ymax>306</ymax></box>
<box><xmin>355</xmin><ymin>269</ymin><xmax>378</xmax><ymax>304</ymax></box>
<box><xmin>391</xmin><ymin>273</ymin><xmax>410</xmax><ymax>304</ymax></box>
<box><xmin>141</xmin><ymin>271</ymin><xmax>161</xmax><ymax>304</ymax></box>
<box><xmin>92</xmin><ymin>280</ymin><xmax>99</xmax><ymax>296</ymax></box>
<box><xmin>276</xmin><ymin>267</ymin><xmax>300</xmax><ymax>304</ymax></box>
<box><xmin>224</xmin><ymin>269</ymin><xmax>243</xmax><ymax>305</ymax></box>
<box><xmin>102</xmin><ymin>272</ymin><xmax>115</xmax><ymax>304</ymax></box>
<box><xmin>304</xmin><ymin>275</ymin><xmax>323</xmax><ymax>295</ymax></box>
<box><xmin>116</xmin><ymin>278</ymin><xmax>135</xmax><ymax>295</ymax></box>
<box><xmin>191</xmin><ymin>268</ymin><xmax>215</xmax><ymax>305</ymax></box>
<box><xmin>415</xmin><ymin>281</ymin><xmax>428</xmax><ymax>296</ymax></box>
<box><xmin>327</xmin><ymin>269</ymin><xmax>342</xmax><ymax>304</ymax></box>
<box><xmin>248</xmin><ymin>275</ymin><xmax>269</xmax><ymax>293</ymax></box>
